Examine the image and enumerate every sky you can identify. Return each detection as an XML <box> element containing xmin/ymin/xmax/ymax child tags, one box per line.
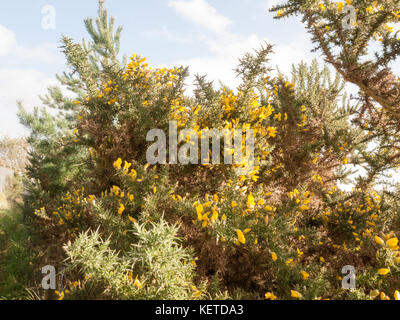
<box><xmin>0</xmin><ymin>0</ymin><xmax>320</xmax><ymax>138</ymax></box>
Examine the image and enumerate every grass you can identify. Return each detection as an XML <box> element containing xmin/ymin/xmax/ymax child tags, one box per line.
<box><xmin>0</xmin><ymin>206</ymin><xmax>35</xmax><ymax>300</ymax></box>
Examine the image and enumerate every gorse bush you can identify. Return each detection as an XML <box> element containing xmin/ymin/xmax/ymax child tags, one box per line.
<box><xmin>64</xmin><ymin>220</ymin><xmax>196</xmax><ymax>300</ymax></box>
<box><xmin>2</xmin><ymin>0</ymin><xmax>399</xmax><ymax>300</ymax></box>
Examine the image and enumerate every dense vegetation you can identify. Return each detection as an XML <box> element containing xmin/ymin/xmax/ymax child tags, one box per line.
<box><xmin>1</xmin><ymin>0</ymin><xmax>400</xmax><ymax>300</ymax></box>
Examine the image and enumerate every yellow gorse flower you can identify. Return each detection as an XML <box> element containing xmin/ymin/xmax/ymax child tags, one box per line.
<box><xmin>247</xmin><ymin>193</ymin><xmax>256</xmax><ymax>209</ymax></box>
<box><xmin>118</xmin><ymin>203</ymin><xmax>125</xmax><ymax>215</ymax></box>
<box><xmin>386</xmin><ymin>237</ymin><xmax>398</xmax><ymax>249</ymax></box>
<box><xmin>380</xmin><ymin>292</ymin><xmax>390</xmax><ymax>300</ymax></box>
<box><xmin>267</xmin><ymin>126</ymin><xmax>277</xmax><ymax>138</ymax></box>
<box><xmin>375</xmin><ymin>236</ymin><xmax>385</xmax><ymax>246</ymax></box>
<box><xmin>196</xmin><ymin>204</ymin><xmax>204</xmax><ymax>221</ymax></box>
<box><xmin>134</xmin><ymin>277</ymin><xmax>142</xmax><ymax>289</ymax></box>
<box><xmin>286</xmin><ymin>258</ymin><xmax>295</xmax><ymax>267</ymax></box>
<box><xmin>55</xmin><ymin>290</ymin><xmax>65</xmax><ymax>300</ymax></box>
<box><xmin>113</xmin><ymin>158</ymin><xmax>122</xmax><ymax>169</ymax></box>
<box><xmin>193</xmin><ymin>290</ymin><xmax>202</xmax><ymax>297</ymax></box>
<box><xmin>301</xmin><ymin>271</ymin><xmax>310</xmax><ymax>280</ymax></box>
<box><xmin>265</xmin><ymin>292</ymin><xmax>277</xmax><ymax>300</ymax></box>
<box><xmin>297</xmin><ymin>248</ymin><xmax>304</xmax><ymax>257</ymax></box>
<box><xmin>378</xmin><ymin>268</ymin><xmax>390</xmax><ymax>276</ymax></box>
<box><xmin>271</xmin><ymin>252</ymin><xmax>278</xmax><ymax>261</ymax></box>
<box><xmin>236</xmin><ymin>229</ymin><xmax>246</xmax><ymax>244</ymax></box>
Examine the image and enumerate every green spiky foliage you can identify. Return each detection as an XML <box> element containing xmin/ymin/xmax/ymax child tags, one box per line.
<box><xmin>15</xmin><ymin>3</ymin><xmax>125</xmax><ymax>281</ymax></box>
<box><xmin>63</xmin><ymin>220</ymin><xmax>196</xmax><ymax>300</ymax></box>
<box><xmin>269</xmin><ymin>0</ymin><xmax>400</xmax><ymax>189</ymax></box>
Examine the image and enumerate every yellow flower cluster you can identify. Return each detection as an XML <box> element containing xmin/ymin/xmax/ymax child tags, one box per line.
<box><xmin>123</xmin><ymin>54</ymin><xmax>148</xmax><ymax>80</ymax></box>
<box><xmin>113</xmin><ymin>158</ymin><xmax>137</xmax><ymax>180</ymax></box>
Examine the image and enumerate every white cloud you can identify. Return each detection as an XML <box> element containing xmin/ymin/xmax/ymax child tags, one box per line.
<box><xmin>141</xmin><ymin>25</ymin><xmax>193</xmax><ymax>44</ymax></box>
<box><xmin>0</xmin><ymin>25</ymin><xmax>61</xmax><ymax>138</ymax></box>
<box><xmin>0</xmin><ymin>25</ymin><xmax>17</xmax><ymax>56</ymax></box>
<box><xmin>0</xmin><ymin>24</ymin><xmax>60</xmax><ymax>64</ymax></box>
<box><xmin>264</xmin><ymin>0</ymin><xmax>282</xmax><ymax>10</ymax></box>
<box><xmin>15</xmin><ymin>43</ymin><xmax>61</xmax><ymax>65</ymax></box>
<box><xmin>0</xmin><ymin>69</ymin><xmax>57</xmax><ymax>138</ymax></box>
<box><xmin>168</xmin><ymin>0</ymin><xmax>232</xmax><ymax>34</ymax></box>
<box><xmin>174</xmin><ymin>30</ymin><xmax>315</xmax><ymax>92</ymax></box>
<box><xmin>175</xmin><ymin>34</ymin><xmax>263</xmax><ymax>90</ymax></box>
<box><xmin>166</xmin><ymin>0</ymin><xmax>316</xmax><ymax>91</ymax></box>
